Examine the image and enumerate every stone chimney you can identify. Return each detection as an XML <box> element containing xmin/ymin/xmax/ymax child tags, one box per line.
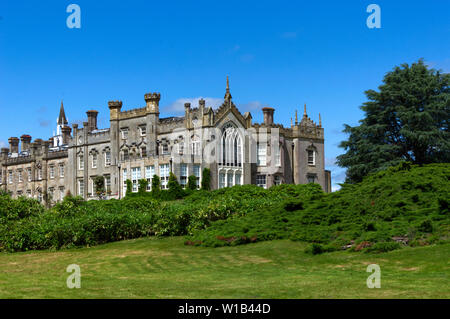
<box><xmin>144</xmin><ymin>93</ymin><xmax>161</xmax><ymax>113</ymax></box>
<box><xmin>1</xmin><ymin>147</ymin><xmax>9</xmax><ymax>158</ymax></box>
<box><xmin>8</xmin><ymin>137</ymin><xmax>19</xmax><ymax>154</ymax></box>
<box><xmin>20</xmin><ymin>135</ymin><xmax>32</xmax><ymax>152</ymax></box>
<box><xmin>61</xmin><ymin>126</ymin><xmax>72</xmax><ymax>145</ymax></box>
<box><xmin>262</xmin><ymin>107</ymin><xmax>275</xmax><ymax>126</ymax></box>
<box><xmin>108</xmin><ymin>101</ymin><xmax>122</xmax><ymax>120</ymax></box>
<box><xmin>86</xmin><ymin>110</ymin><xmax>98</xmax><ymax>132</ymax></box>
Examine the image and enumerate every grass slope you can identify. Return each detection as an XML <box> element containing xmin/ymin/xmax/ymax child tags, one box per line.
<box><xmin>0</xmin><ymin>237</ymin><xmax>448</xmax><ymax>299</ymax></box>
<box><xmin>188</xmin><ymin>163</ymin><xmax>450</xmax><ymax>250</ymax></box>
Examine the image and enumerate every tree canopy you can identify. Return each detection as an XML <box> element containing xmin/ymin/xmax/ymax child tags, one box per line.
<box><xmin>337</xmin><ymin>59</ymin><xmax>449</xmax><ymax>183</ymax></box>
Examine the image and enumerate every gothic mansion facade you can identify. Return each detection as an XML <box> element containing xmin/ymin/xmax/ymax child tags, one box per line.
<box><xmin>0</xmin><ymin>80</ymin><xmax>331</xmax><ymax>204</ymax></box>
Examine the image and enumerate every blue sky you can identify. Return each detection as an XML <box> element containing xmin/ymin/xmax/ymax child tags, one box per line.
<box><xmin>0</xmin><ymin>0</ymin><xmax>449</xmax><ymax>190</ymax></box>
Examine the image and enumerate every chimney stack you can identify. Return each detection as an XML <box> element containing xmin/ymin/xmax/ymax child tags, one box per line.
<box><xmin>262</xmin><ymin>107</ymin><xmax>275</xmax><ymax>126</ymax></box>
<box><xmin>61</xmin><ymin>126</ymin><xmax>72</xmax><ymax>145</ymax></box>
<box><xmin>86</xmin><ymin>110</ymin><xmax>98</xmax><ymax>132</ymax></box>
<box><xmin>8</xmin><ymin>137</ymin><xmax>19</xmax><ymax>154</ymax></box>
<box><xmin>20</xmin><ymin>135</ymin><xmax>32</xmax><ymax>152</ymax></box>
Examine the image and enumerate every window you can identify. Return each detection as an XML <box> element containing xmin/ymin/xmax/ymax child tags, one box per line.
<box><xmin>79</xmin><ymin>156</ymin><xmax>84</xmax><ymax>170</ymax></box>
<box><xmin>49</xmin><ymin>166</ymin><xmax>55</xmax><ymax>179</ymax></box>
<box><xmin>191</xmin><ymin>136</ymin><xmax>200</xmax><ymax>156</ymax></box>
<box><xmin>256</xmin><ymin>175</ymin><xmax>267</xmax><ymax>188</ymax></box>
<box><xmin>162</xmin><ymin>144</ymin><xmax>169</xmax><ymax>155</ymax></box>
<box><xmin>89</xmin><ymin>178</ymin><xmax>94</xmax><ymax>195</ymax></box>
<box><xmin>227</xmin><ymin>173</ymin><xmax>233</xmax><ymax>187</ymax></box>
<box><xmin>180</xmin><ymin>164</ymin><xmax>188</xmax><ymax>188</ymax></box>
<box><xmin>59</xmin><ymin>164</ymin><xmax>65</xmax><ymax>178</ymax></box>
<box><xmin>193</xmin><ymin>164</ymin><xmax>201</xmax><ymax>188</ymax></box>
<box><xmin>37</xmin><ymin>192</ymin><xmax>43</xmax><ymax>203</ymax></box>
<box><xmin>131</xmin><ymin>167</ymin><xmax>141</xmax><ymax>193</ymax></box>
<box><xmin>92</xmin><ymin>154</ymin><xmax>98</xmax><ymax>168</ymax></box>
<box><xmin>121</xmin><ymin>128</ymin><xmax>128</xmax><ymax>139</ymax></box>
<box><xmin>275</xmin><ymin>144</ymin><xmax>281</xmax><ymax>167</ymax></box>
<box><xmin>37</xmin><ymin>169</ymin><xmax>42</xmax><ymax>180</ymax></box>
<box><xmin>105</xmin><ymin>151</ymin><xmax>111</xmax><ymax>166</ymax></box>
<box><xmin>105</xmin><ymin>175</ymin><xmax>111</xmax><ymax>193</ymax></box>
<box><xmin>8</xmin><ymin>170</ymin><xmax>13</xmax><ymax>184</ymax></box>
<box><xmin>235</xmin><ymin>173</ymin><xmax>241</xmax><ymax>185</ymax></box>
<box><xmin>59</xmin><ymin>187</ymin><xmax>65</xmax><ymax>201</ymax></box>
<box><xmin>219</xmin><ymin>173</ymin><xmax>226</xmax><ymax>189</ymax></box>
<box><xmin>18</xmin><ymin>170</ymin><xmax>23</xmax><ymax>182</ymax></box>
<box><xmin>141</xmin><ymin>146</ymin><xmax>147</xmax><ymax>158</ymax></box>
<box><xmin>221</xmin><ymin>124</ymin><xmax>242</xmax><ymax>167</ymax></box>
<box><xmin>139</xmin><ymin>125</ymin><xmax>146</xmax><ymax>136</ymax></box>
<box><xmin>48</xmin><ymin>188</ymin><xmax>54</xmax><ymax>201</ymax></box>
<box><xmin>123</xmin><ymin>149</ymin><xmax>129</xmax><ymax>161</ymax></box>
<box><xmin>27</xmin><ymin>189</ymin><xmax>32</xmax><ymax>198</ymax></box>
<box><xmin>178</xmin><ymin>143</ymin><xmax>184</xmax><ymax>155</ymax></box>
<box><xmin>27</xmin><ymin>168</ymin><xmax>32</xmax><ymax>181</ymax></box>
<box><xmin>257</xmin><ymin>143</ymin><xmax>267</xmax><ymax>166</ymax></box>
<box><xmin>145</xmin><ymin>166</ymin><xmax>155</xmax><ymax>191</ymax></box>
<box><xmin>159</xmin><ymin>164</ymin><xmax>169</xmax><ymax>189</ymax></box>
<box><xmin>17</xmin><ymin>190</ymin><xmax>23</xmax><ymax>197</ymax></box>
<box><xmin>307</xmin><ymin>174</ymin><xmax>316</xmax><ymax>184</ymax></box>
<box><xmin>0</xmin><ymin>171</ymin><xmax>2</xmax><ymax>184</ymax></box>
<box><xmin>274</xmin><ymin>175</ymin><xmax>282</xmax><ymax>185</ymax></box>
<box><xmin>123</xmin><ymin>169</ymin><xmax>127</xmax><ymax>195</ymax></box>
<box><xmin>78</xmin><ymin>179</ymin><xmax>84</xmax><ymax>196</ymax></box>
<box><xmin>307</xmin><ymin>150</ymin><xmax>315</xmax><ymax>165</ymax></box>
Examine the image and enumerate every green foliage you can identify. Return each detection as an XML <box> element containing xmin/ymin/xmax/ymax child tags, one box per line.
<box><xmin>187</xmin><ymin>163</ymin><xmax>450</xmax><ymax>252</ymax></box>
<box><xmin>0</xmin><ymin>163</ymin><xmax>448</xmax><ymax>254</ymax></box>
<box><xmin>125</xmin><ymin>179</ymin><xmax>133</xmax><ymax>197</ymax></box>
<box><xmin>187</xmin><ymin>175</ymin><xmax>197</xmax><ymax>190</ymax></box>
<box><xmin>151</xmin><ymin>175</ymin><xmax>161</xmax><ymax>194</ymax></box>
<box><xmin>337</xmin><ymin>59</ymin><xmax>450</xmax><ymax>183</ymax></box>
<box><xmin>168</xmin><ymin>173</ymin><xmax>184</xmax><ymax>199</ymax></box>
<box><xmin>138</xmin><ymin>179</ymin><xmax>148</xmax><ymax>195</ymax></box>
<box><xmin>364</xmin><ymin>242</ymin><xmax>401</xmax><ymax>253</ymax></box>
<box><xmin>201</xmin><ymin>168</ymin><xmax>211</xmax><ymax>190</ymax></box>
<box><xmin>93</xmin><ymin>175</ymin><xmax>105</xmax><ymax>198</ymax></box>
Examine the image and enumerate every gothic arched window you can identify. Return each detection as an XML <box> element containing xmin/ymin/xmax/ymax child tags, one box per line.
<box><xmin>221</xmin><ymin>123</ymin><xmax>242</xmax><ymax>167</ymax></box>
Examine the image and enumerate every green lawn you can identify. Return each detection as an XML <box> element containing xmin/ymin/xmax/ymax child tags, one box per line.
<box><xmin>0</xmin><ymin>237</ymin><xmax>448</xmax><ymax>298</ymax></box>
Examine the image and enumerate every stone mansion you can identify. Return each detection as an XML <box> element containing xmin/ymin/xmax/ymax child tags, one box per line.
<box><xmin>0</xmin><ymin>78</ymin><xmax>331</xmax><ymax>204</ymax></box>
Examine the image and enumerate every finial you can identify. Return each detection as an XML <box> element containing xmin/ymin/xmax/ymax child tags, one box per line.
<box><xmin>304</xmin><ymin>103</ymin><xmax>307</xmax><ymax>116</ymax></box>
<box><xmin>224</xmin><ymin>75</ymin><xmax>232</xmax><ymax>101</ymax></box>
<box><xmin>319</xmin><ymin>113</ymin><xmax>322</xmax><ymax>127</ymax></box>
<box><xmin>295</xmin><ymin>110</ymin><xmax>298</xmax><ymax>124</ymax></box>
<box><xmin>291</xmin><ymin>117</ymin><xmax>293</xmax><ymax>126</ymax></box>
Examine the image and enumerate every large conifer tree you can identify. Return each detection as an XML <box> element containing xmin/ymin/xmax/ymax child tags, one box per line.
<box><xmin>337</xmin><ymin>59</ymin><xmax>449</xmax><ymax>183</ymax></box>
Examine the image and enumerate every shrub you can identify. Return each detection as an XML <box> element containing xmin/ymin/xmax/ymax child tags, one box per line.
<box><xmin>418</xmin><ymin>219</ymin><xmax>433</xmax><ymax>233</ymax></box>
<box><xmin>168</xmin><ymin>173</ymin><xmax>184</xmax><ymax>199</ymax></box>
<box><xmin>187</xmin><ymin>175</ymin><xmax>197</xmax><ymax>191</ymax></box>
<box><xmin>201</xmin><ymin>168</ymin><xmax>211</xmax><ymax>190</ymax></box>
<box><xmin>364</xmin><ymin>242</ymin><xmax>401</xmax><ymax>253</ymax></box>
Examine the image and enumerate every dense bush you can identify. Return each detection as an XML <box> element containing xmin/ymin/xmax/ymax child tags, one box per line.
<box><xmin>0</xmin><ymin>163</ymin><xmax>448</xmax><ymax>254</ymax></box>
<box><xmin>187</xmin><ymin>163</ymin><xmax>450</xmax><ymax>252</ymax></box>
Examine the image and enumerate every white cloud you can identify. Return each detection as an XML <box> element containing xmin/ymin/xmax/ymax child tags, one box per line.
<box><xmin>325</xmin><ymin>157</ymin><xmax>337</xmax><ymax>167</ymax></box>
<box><xmin>239</xmin><ymin>101</ymin><xmax>268</xmax><ymax>112</ymax></box>
<box><xmin>162</xmin><ymin>97</ymin><xmax>223</xmax><ymax>114</ymax></box>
